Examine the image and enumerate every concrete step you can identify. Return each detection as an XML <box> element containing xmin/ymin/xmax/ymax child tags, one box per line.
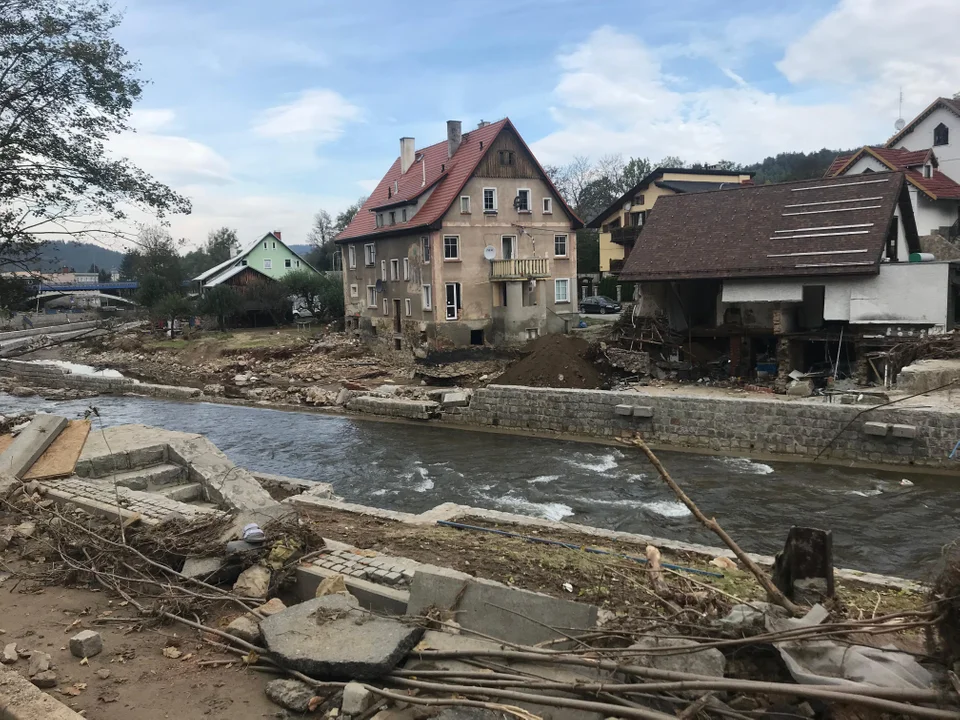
<box><xmin>96</xmin><ymin>463</ymin><xmax>188</xmax><ymax>491</ymax></box>
<box><xmin>155</xmin><ymin>482</ymin><xmax>202</xmax><ymax>503</ymax></box>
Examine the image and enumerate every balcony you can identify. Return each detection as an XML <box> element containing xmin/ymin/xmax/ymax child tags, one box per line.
<box><xmin>490</xmin><ymin>257</ymin><xmax>550</xmax><ymax>280</ymax></box>
<box><xmin>610</xmin><ymin>226</ymin><xmax>643</xmax><ymax>246</ymax></box>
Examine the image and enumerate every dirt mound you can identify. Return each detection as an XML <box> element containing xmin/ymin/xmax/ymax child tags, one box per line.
<box><xmin>497</xmin><ymin>334</ymin><xmax>602</xmax><ymax>389</ymax></box>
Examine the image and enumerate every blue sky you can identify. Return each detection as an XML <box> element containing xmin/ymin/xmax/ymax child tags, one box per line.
<box><xmin>110</xmin><ymin>0</ymin><xmax>960</xmax><ymax>248</ymax></box>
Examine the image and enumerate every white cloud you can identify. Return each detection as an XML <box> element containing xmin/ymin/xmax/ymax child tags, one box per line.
<box><xmin>129</xmin><ymin>109</ymin><xmax>176</xmax><ymax>133</ymax></box>
<box><xmin>253</xmin><ymin>89</ymin><xmax>361</xmax><ymax>142</ymax></box>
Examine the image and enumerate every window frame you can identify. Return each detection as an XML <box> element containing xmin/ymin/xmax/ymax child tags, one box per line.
<box><xmin>501</xmin><ymin>234</ymin><xmax>516</xmax><ymax>260</ymax></box>
<box><xmin>263</xmin><ymin>258</ymin><xmax>272</xmax><ymax>270</ymax></box>
<box><xmin>389</xmin><ymin>211</ymin><xmax>396</xmax><ymax>225</ymax></box>
<box><xmin>263</xmin><ymin>242</ymin><xmax>268</xmax><ymax>249</ymax></box>
<box><xmin>404</xmin><ymin>298</ymin><xmax>412</xmax><ymax>317</ymax></box>
<box><xmin>349</xmin><ymin>283</ymin><xmax>359</xmax><ymax>298</ymax></box>
<box><xmin>366</xmin><ymin>285</ymin><xmax>377</xmax><ymax>308</ymax></box>
<box><xmin>376</xmin><ymin>214</ymin><xmax>384</xmax><ymax>228</ymax></box>
<box><xmin>542</xmin><ymin>197</ymin><xmax>553</xmax><ymax>214</ymax></box>
<box><xmin>483</xmin><ymin>188</ymin><xmax>497</xmax><ymax>213</ymax></box>
<box><xmin>554</xmin><ymin>278</ymin><xmax>571</xmax><ymax>304</ymax></box>
<box><xmin>934</xmin><ymin>123</ymin><xmax>949</xmax><ymax>147</ymax></box>
<box><xmin>421</xmin><ymin>236</ymin><xmax>431</xmax><ymax>264</ymax></box>
<box><xmin>445</xmin><ymin>282</ymin><xmax>461</xmax><ymax>320</ymax></box>
<box><xmin>402</xmin><ymin>257</ymin><xmax>409</xmax><ymax>280</ymax></box>
<box><xmin>422</xmin><ymin>284</ymin><xmax>433</xmax><ymax>311</ymax></box>
<box><xmin>348</xmin><ymin>245</ymin><xmax>357</xmax><ymax>269</ymax></box>
<box><xmin>516</xmin><ymin>188</ymin><xmax>531</xmax><ymax>213</ymax></box>
<box><xmin>389</xmin><ymin>258</ymin><xmax>399</xmax><ymax>281</ymax></box>
<box><xmin>554</xmin><ymin>233</ymin><xmax>568</xmax><ymax>258</ymax></box>
<box><xmin>460</xmin><ymin>195</ymin><xmax>471</xmax><ymax>214</ymax></box>
<box><xmin>443</xmin><ymin>235</ymin><xmax>460</xmax><ymax>261</ymax></box>
<box><xmin>498</xmin><ymin>150</ymin><xmax>514</xmax><ymax>166</ymax></box>
<box><xmin>284</xmin><ymin>258</ymin><xmax>292</xmax><ymax>268</ymax></box>
<box><xmin>381</xmin><ymin>259</ymin><xmax>387</xmax><ymax>281</ymax></box>
<box><xmin>401</xmin><ymin>208</ymin><xmax>407</xmax><ymax>222</ymax></box>
<box><xmin>364</xmin><ymin>243</ymin><xmax>376</xmax><ymax>267</ymax></box>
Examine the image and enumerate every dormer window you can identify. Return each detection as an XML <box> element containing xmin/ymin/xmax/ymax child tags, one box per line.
<box><xmin>934</xmin><ymin>123</ymin><xmax>949</xmax><ymax>146</ymax></box>
<box><xmin>923</xmin><ymin>163</ymin><xmax>933</xmax><ymax>179</ymax></box>
<box><xmin>389</xmin><ymin>211</ymin><xmax>396</xmax><ymax>225</ymax></box>
<box><xmin>376</xmin><ymin>214</ymin><xmax>384</xmax><ymax>227</ymax></box>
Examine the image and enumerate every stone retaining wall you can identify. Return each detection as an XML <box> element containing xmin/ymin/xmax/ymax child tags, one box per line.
<box><xmin>0</xmin><ymin>360</ymin><xmax>200</xmax><ymax>399</ymax></box>
<box><xmin>346</xmin><ymin>396</ymin><xmax>440</xmax><ymax>420</ymax></box>
<box><xmin>456</xmin><ymin>384</ymin><xmax>960</xmax><ymax>469</ymax></box>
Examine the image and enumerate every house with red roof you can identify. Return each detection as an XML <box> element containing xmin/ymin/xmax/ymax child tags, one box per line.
<box><xmin>336</xmin><ymin>119</ymin><xmax>582</xmax><ymax>352</ymax></box>
<box><xmin>825</xmin><ymin>97</ymin><xmax>960</xmax><ymax>239</ymax></box>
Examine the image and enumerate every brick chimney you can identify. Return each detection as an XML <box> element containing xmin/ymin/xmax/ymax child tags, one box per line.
<box><xmin>273</xmin><ymin>230</ymin><xmax>282</xmax><ymax>240</ymax></box>
<box><xmin>446</xmin><ymin>120</ymin><xmax>462</xmax><ymax>158</ymax></box>
<box><xmin>400</xmin><ymin>137</ymin><xmax>415</xmax><ymax>174</ymax></box>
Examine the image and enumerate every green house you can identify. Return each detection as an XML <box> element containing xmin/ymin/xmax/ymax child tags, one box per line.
<box><xmin>194</xmin><ymin>232</ymin><xmax>318</xmax><ymax>290</ymax></box>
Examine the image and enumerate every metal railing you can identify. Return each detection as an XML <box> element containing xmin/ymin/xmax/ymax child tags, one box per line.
<box><xmin>490</xmin><ymin>257</ymin><xmax>550</xmax><ymax>279</ymax></box>
<box><xmin>610</xmin><ymin>226</ymin><xmax>643</xmax><ymax>245</ymax></box>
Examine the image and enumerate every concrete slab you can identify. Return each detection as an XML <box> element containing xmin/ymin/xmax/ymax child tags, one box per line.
<box><xmin>0</xmin><ymin>667</ymin><xmax>83</xmax><ymax>719</ymax></box>
<box><xmin>260</xmin><ymin>593</ymin><xmax>423</xmax><ymax>679</ymax></box>
<box><xmin>0</xmin><ymin>415</ymin><xmax>68</xmax><ymax>478</ymax></box>
<box><xmin>614</xmin><ymin>404</ymin><xmax>634</xmax><ymax>416</ymax></box>
<box><xmin>891</xmin><ymin>424</ymin><xmax>918</xmax><ymax>439</ymax></box>
<box><xmin>295</xmin><ymin>563</ymin><xmax>409</xmax><ymax>615</ymax></box>
<box><xmin>863</xmin><ymin>421</ymin><xmax>890</xmax><ymax>437</ymax></box>
<box><xmin>407</xmin><ymin>569</ymin><xmax>598</xmax><ymax>646</ymax></box>
<box><xmin>632</xmin><ymin>406</ymin><xmax>654</xmax><ymax>418</ymax></box>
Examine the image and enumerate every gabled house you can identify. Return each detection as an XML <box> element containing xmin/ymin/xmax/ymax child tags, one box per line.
<box><xmin>826</xmin><ymin>97</ymin><xmax>960</xmax><ymax>238</ymax></box>
<box><xmin>587</xmin><ymin>167</ymin><xmax>754</xmax><ymax>275</ymax></box>
<box><xmin>336</xmin><ymin>119</ymin><xmax>582</xmax><ymax>353</ymax></box>
<box><xmin>194</xmin><ymin>232</ymin><xmax>317</xmax><ymax>291</ymax></box>
<box><xmin>618</xmin><ymin>171</ymin><xmax>959</xmax><ymax>384</ymax></box>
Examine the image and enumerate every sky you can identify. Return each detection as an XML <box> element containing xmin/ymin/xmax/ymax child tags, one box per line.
<box><xmin>110</xmin><ymin>0</ymin><xmax>960</xmax><ymax>250</ymax></box>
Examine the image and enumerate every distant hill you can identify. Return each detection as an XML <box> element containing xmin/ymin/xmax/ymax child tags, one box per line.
<box><xmin>4</xmin><ymin>241</ymin><xmax>126</xmax><ymax>273</ymax></box>
<box><xmin>742</xmin><ymin>148</ymin><xmax>850</xmax><ymax>185</ymax></box>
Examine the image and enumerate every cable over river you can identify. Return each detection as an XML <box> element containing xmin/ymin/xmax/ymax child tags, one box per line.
<box><xmin>1</xmin><ymin>393</ymin><xmax>957</xmax><ymax>578</ymax></box>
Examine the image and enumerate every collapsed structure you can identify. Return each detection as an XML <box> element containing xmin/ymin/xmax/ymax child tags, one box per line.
<box><xmin>617</xmin><ymin>171</ymin><xmax>960</xmax><ymax>386</ymax></box>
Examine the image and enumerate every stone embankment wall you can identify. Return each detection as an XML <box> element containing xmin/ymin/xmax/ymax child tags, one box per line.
<box><xmin>0</xmin><ymin>360</ymin><xmax>200</xmax><ymax>399</ymax></box>
<box><xmin>455</xmin><ymin>384</ymin><xmax>960</xmax><ymax>469</ymax></box>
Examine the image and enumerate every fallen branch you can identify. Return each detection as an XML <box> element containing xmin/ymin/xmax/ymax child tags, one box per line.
<box><xmin>624</xmin><ymin>434</ymin><xmax>802</xmax><ymax>616</ymax></box>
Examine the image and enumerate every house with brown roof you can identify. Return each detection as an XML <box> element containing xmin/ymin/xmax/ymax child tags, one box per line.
<box><xmin>336</xmin><ymin>119</ymin><xmax>582</xmax><ymax>353</ymax></box>
<box><xmin>826</xmin><ymin>96</ymin><xmax>960</xmax><ymax>238</ymax></box>
<box><xmin>618</xmin><ymin>171</ymin><xmax>959</xmax><ymax>384</ymax></box>
<box><xmin>587</xmin><ymin>167</ymin><xmax>754</xmax><ymax>276</ymax></box>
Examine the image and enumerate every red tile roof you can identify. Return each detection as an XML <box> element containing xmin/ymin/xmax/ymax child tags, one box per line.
<box><xmin>337</xmin><ymin>119</ymin><xmax>580</xmax><ymax>241</ymax></box>
<box><xmin>825</xmin><ymin>145</ymin><xmax>960</xmax><ymax>200</ymax></box>
<box><xmin>903</xmin><ymin>168</ymin><xmax>960</xmax><ymax>200</ymax></box>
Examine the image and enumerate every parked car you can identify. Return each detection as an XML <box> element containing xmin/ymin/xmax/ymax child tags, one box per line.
<box><xmin>578</xmin><ymin>296</ymin><xmax>622</xmax><ymax>314</ymax></box>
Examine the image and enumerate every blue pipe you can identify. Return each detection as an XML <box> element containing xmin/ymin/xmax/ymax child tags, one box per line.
<box><xmin>435</xmin><ymin>520</ymin><xmax>724</xmax><ymax>578</ymax></box>
<box><xmin>950</xmin><ymin>440</ymin><xmax>960</xmax><ymax>460</ymax></box>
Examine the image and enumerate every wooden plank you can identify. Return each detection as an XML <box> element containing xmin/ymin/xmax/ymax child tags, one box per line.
<box><xmin>0</xmin><ymin>415</ymin><xmax>68</xmax><ymax>478</ymax></box>
<box><xmin>23</xmin><ymin>420</ymin><xmax>91</xmax><ymax>481</ymax></box>
<box><xmin>0</xmin><ymin>435</ymin><xmax>13</xmax><ymax>455</ymax></box>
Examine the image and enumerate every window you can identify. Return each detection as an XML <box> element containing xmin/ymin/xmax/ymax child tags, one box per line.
<box><xmin>555</xmin><ymin>278</ymin><xmax>570</xmax><ymax>303</ymax></box>
<box><xmin>636</xmin><ymin>194</ymin><xmax>645</xmax><ymax>205</ymax></box>
<box><xmin>296</xmin><ymin>260</ymin><xmax>301</xmax><ymax>268</ymax></box>
<box><xmin>501</xmin><ymin>235</ymin><xmax>516</xmax><ymax>260</ymax></box>
<box><xmin>421</xmin><ymin>236</ymin><xmax>431</xmax><ymax>263</ymax></box>
<box><xmin>389</xmin><ymin>211</ymin><xmax>396</xmax><ymax>225</ymax></box>
<box><xmin>272</xmin><ymin>241</ymin><xmax>276</xmax><ymax>249</ymax></box>
<box><xmin>887</xmin><ymin>216</ymin><xmax>899</xmax><ymax>261</ymax></box>
<box><xmin>402</xmin><ymin>257</ymin><xmax>409</xmax><ymax>280</ymax></box>
<box><xmin>460</xmin><ymin>195</ymin><xmax>471</xmax><ymax>213</ymax></box>
<box><xmin>934</xmin><ymin>123</ymin><xmax>949</xmax><ymax>146</ymax></box>
<box><xmin>443</xmin><ymin>235</ymin><xmax>460</xmax><ymax>260</ymax></box>
<box><xmin>382</xmin><ymin>298</ymin><xmax>389</xmax><ymax>315</ymax></box>
<box><xmin>381</xmin><ymin>259</ymin><xmax>387</xmax><ymax>281</ymax></box>
<box><xmin>404</xmin><ymin>298</ymin><xmax>412</xmax><ymax>317</ymax></box>
<box><xmin>554</xmin><ymin>234</ymin><xmax>568</xmax><ymax>257</ymax></box>
<box><xmin>422</xmin><ymin>284</ymin><xmax>433</xmax><ymax>310</ymax></box>
<box><xmin>263</xmin><ymin>242</ymin><xmax>268</xmax><ymax>249</ymax></box>
<box><xmin>542</xmin><ymin>197</ymin><xmax>553</xmax><ymax>214</ymax></box>
<box><xmin>516</xmin><ymin>188</ymin><xmax>531</xmax><ymax>212</ymax></box>
<box><xmin>263</xmin><ymin>258</ymin><xmax>272</xmax><ymax>270</ymax></box>
<box><xmin>348</xmin><ymin>245</ymin><xmax>357</xmax><ymax>269</ymax></box>
<box><xmin>376</xmin><ymin>214</ymin><xmax>384</xmax><ymax>228</ymax></box>
<box><xmin>390</xmin><ymin>258</ymin><xmax>399</xmax><ymax>280</ymax></box>
<box><xmin>923</xmin><ymin>163</ymin><xmax>933</xmax><ymax>178</ymax></box>
<box><xmin>498</xmin><ymin>150</ymin><xmax>514</xmax><ymax>166</ymax></box>
<box><xmin>364</xmin><ymin>243</ymin><xmax>376</xmax><ymax>266</ymax></box>
<box><xmin>483</xmin><ymin>188</ymin><xmax>497</xmax><ymax>212</ymax></box>
<box><xmin>240</xmin><ymin>259</ymin><xmax>247</xmax><ymax>266</ymax></box>
<box><xmin>350</xmin><ymin>284</ymin><xmax>359</xmax><ymax>298</ymax></box>
<box><xmin>366</xmin><ymin>286</ymin><xmax>377</xmax><ymax>308</ymax></box>
<box><xmin>284</xmin><ymin>258</ymin><xmax>292</xmax><ymax>268</ymax></box>
<box><xmin>445</xmin><ymin>282</ymin><xmax>461</xmax><ymax>320</ymax></box>
<box><xmin>401</xmin><ymin>208</ymin><xmax>407</xmax><ymax>222</ymax></box>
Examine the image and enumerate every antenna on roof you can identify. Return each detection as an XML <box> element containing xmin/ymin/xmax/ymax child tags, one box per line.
<box><xmin>894</xmin><ymin>88</ymin><xmax>905</xmax><ymax>132</ymax></box>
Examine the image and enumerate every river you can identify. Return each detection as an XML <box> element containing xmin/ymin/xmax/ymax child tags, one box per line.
<box><xmin>1</xmin><ymin>393</ymin><xmax>956</xmax><ymax>578</ymax></box>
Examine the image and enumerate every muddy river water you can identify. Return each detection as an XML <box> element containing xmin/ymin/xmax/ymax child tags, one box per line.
<box><xmin>1</xmin><ymin>393</ymin><xmax>957</xmax><ymax>578</ymax></box>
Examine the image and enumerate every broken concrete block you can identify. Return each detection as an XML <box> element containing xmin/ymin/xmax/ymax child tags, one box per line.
<box><xmin>27</xmin><ymin>651</ymin><xmax>50</xmax><ymax>676</ymax></box>
<box><xmin>335</xmin><ymin>388</ymin><xmax>354</xmax><ymax>406</ymax></box>
<box><xmin>632</xmin><ymin>406</ymin><xmax>654</xmax><ymax>418</ymax></box>
<box><xmin>234</xmin><ymin>565</ymin><xmax>270</xmax><ymax>599</ymax></box>
<box><xmin>614</xmin><ymin>404</ymin><xmax>634</xmax><ymax>416</ymax></box>
<box><xmin>264</xmin><ymin>679</ymin><xmax>317</xmax><ymax>713</ymax></box>
<box><xmin>30</xmin><ymin>670</ymin><xmax>57</xmax><ymax>688</ymax></box>
<box><xmin>69</xmin><ymin>630</ymin><xmax>102</xmax><ymax>658</ymax></box>
<box><xmin>0</xmin><ymin>414</ymin><xmax>68</xmax><ymax>478</ymax></box>
<box><xmin>407</xmin><ymin>569</ymin><xmax>598</xmax><ymax>647</ymax></box>
<box><xmin>260</xmin><ymin>593</ymin><xmax>422</xmax><ymax>679</ymax></box>
<box><xmin>1</xmin><ymin>642</ymin><xmax>17</xmax><ymax>664</ymax></box>
<box><xmin>342</xmin><ymin>681</ymin><xmax>374</xmax><ymax>715</ymax></box>
<box><xmin>226</xmin><ymin>615</ymin><xmax>261</xmax><ymax>644</ymax></box>
<box><xmin>14</xmin><ymin>522</ymin><xmax>34</xmax><ymax>539</ymax></box>
<box><xmin>863</xmin><ymin>421</ymin><xmax>890</xmax><ymax>437</ymax></box>
<box><xmin>891</xmin><ymin>424</ymin><xmax>918</xmax><ymax>439</ymax></box>
<box><xmin>441</xmin><ymin>391</ymin><xmax>470</xmax><ymax>408</ymax></box>
<box><xmin>255</xmin><ymin>598</ymin><xmax>287</xmax><ymax>617</ymax></box>
<box><xmin>787</xmin><ymin>379</ymin><xmax>814</xmax><ymax>397</ymax></box>
<box><xmin>629</xmin><ymin>634</ymin><xmax>724</xmax><ymax>690</ymax></box>
<box><xmin>181</xmin><ymin>557</ymin><xmax>225</xmax><ymax>581</ymax></box>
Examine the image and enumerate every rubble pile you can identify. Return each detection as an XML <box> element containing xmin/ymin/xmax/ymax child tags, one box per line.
<box><xmin>498</xmin><ymin>333</ymin><xmax>604</xmax><ymax>389</ymax></box>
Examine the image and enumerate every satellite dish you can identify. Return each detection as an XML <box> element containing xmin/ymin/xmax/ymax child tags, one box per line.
<box><xmin>483</xmin><ymin>245</ymin><xmax>496</xmax><ymax>261</ymax></box>
<box><xmin>375</xmin><ymin>279</ymin><xmax>384</xmax><ymax>292</ymax></box>
<box><xmin>894</xmin><ymin>117</ymin><xmax>906</xmax><ymax>131</ymax></box>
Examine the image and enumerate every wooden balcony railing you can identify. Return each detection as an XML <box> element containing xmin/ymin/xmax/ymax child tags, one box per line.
<box><xmin>610</xmin><ymin>226</ymin><xmax>643</xmax><ymax>246</ymax></box>
<box><xmin>490</xmin><ymin>257</ymin><xmax>550</xmax><ymax>280</ymax></box>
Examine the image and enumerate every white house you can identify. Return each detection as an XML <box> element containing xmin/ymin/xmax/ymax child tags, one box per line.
<box><xmin>826</xmin><ymin>96</ymin><xmax>960</xmax><ymax>238</ymax></box>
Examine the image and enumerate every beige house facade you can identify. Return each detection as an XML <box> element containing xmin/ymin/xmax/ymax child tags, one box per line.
<box><xmin>337</xmin><ymin>119</ymin><xmax>581</xmax><ymax>354</ymax></box>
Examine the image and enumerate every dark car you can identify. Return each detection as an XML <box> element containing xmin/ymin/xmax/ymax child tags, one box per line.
<box><xmin>579</xmin><ymin>296</ymin><xmax>622</xmax><ymax>314</ymax></box>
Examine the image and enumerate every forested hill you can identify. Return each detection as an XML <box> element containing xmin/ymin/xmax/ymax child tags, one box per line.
<box><xmin>743</xmin><ymin>148</ymin><xmax>851</xmax><ymax>184</ymax></box>
<box><xmin>6</xmin><ymin>241</ymin><xmax>126</xmax><ymax>273</ymax></box>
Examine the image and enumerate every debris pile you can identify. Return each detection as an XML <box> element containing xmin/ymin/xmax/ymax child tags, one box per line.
<box><xmin>498</xmin><ymin>334</ymin><xmax>604</xmax><ymax>389</ymax></box>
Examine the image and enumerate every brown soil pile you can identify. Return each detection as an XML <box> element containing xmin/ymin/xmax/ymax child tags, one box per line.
<box><xmin>497</xmin><ymin>334</ymin><xmax>602</xmax><ymax>389</ymax></box>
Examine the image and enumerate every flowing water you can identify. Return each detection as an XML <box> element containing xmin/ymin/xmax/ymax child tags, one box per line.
<box><xmin>1</xmin><ymin>393</ymin><xmax>957</xmax><ymax>578</ymax></box>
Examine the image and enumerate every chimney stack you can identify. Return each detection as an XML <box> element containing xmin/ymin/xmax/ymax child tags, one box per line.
<box><xmin>446</xmin><ymin>120</ymin><xmax>462</xmax><ymax>158</ymax></box>
<box><xmin>400</xmin><ymin>137</ymin><xmax>415</xmax><ymax>174</ymax></box>
<box><xmin>273</xmin><ymin>231</ymin><xmax>282</xmax><ymax>240</ymax></box>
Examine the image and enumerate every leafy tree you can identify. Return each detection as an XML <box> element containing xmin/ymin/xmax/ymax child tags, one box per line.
<box><xmin>244</xmin><ymin>279</ymin><xmax>289</xmax><ymax>327</ymax></box>
<box><xmin>126</xmin><ymin>226</ymin><xmax>184</xmax><ymax>306</ymax></box>
<box><xmin>621</xmin><ymin>157</ymin><xmax>652</xmax><ymax>191</ymax></box>
<box><xmin>0</xmin><ymin>0</ymin><xmax>190</xmax><ymax>267</ymax></box>
<box><xmin>181</xmin><ymin>227</ymin><xmax>239</xmax><ymax>279</ymax></box>
<box><xmin>280</xmin><ymin>270</ymin><xmax>342</xmax><ymax>321</ymax></box>
<box><xmin>334</xmin><ymin>196</ymin><xmax>366</xmax><ymax>234</ymax></box>
<box><xmin>0</xmin><ymin>276</ymin><xmax>30</xmax><ymax>313</ymax></box>
<box><xmin>97</xmin><ymin>268</ymin><xmax>110</xmax><ymax>282</ymax></box>
<box><xmin>657</xmin><ymin>156</ymin><xmax>686</xmax><ymax>169</ymax></box>
<box><xmin>150</xmin><ymin>292</ymin><xmax>193</xmax><ymax>328</ymax></box>
<box><xmin>198</xmin><ymin>285</ymin><xmax>240</xmax><ymax>331</ymax></box>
